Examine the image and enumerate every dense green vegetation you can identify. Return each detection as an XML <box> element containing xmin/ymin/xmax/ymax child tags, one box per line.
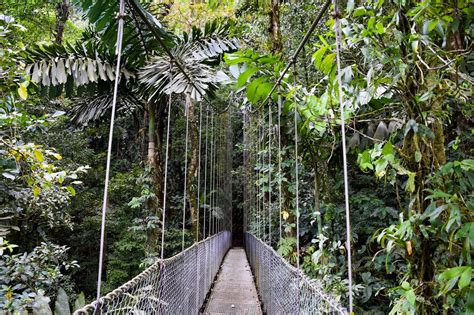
<box><xmin>0</xmin><ymin>0</ymin><xmax>472</xmax><ymax>313</ymax></box>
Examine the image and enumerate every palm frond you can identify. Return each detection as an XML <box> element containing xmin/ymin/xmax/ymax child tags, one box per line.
<box><xmin>139</xmin><ymin>43</ymin><xmax>217</xmax><ymax>102</ymax></box>
<box><xmin>73</xmin><ymin>0</ymin><xmax>172</xmax><ymax>62</ymax></box>
<box><xmin>179</xmin><ymin>19</ymin><xmax>241</xmax><ymax>62</ymax></box>
<box><xmin>70</xmin><ymin>88</ymin><xmax>142</xmax><ymax>125</ymax></box>
<box><xmin>24</xmin><ymin>36</ymin><xmax>135</xmax><ymax>89</ymax></box>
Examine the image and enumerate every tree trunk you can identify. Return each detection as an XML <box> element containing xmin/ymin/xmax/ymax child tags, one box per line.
<box><xmin>145</xmin><ymin>102</ymin><xmax>160</xmax><ymax>252</ymax></box>
<box><xmin>54</xmin><ymin>0</ymin><xmax>70</xmax><ymax>44</ymax></box>
<box><xmin>147</xmin><ymin>103</ymin><xmax>157</xmax><ymax>169</ymax></box>
<box><xmin>186</xmin><ymin>94</ymin><xmax>199</xmax><ymax>240</ymax></box>
<box><xmin>269</xmin><ymin>0</ymin><xmax>283</xmax><ymax>54</ymax></box>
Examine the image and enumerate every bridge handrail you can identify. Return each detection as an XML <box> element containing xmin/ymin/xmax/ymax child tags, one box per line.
<box><xmin>245</xmin><ymin>233</ymin><xmax>347</xmax><ymax>314</ymax></box>
<box><xmin>75</xmin><ymin>231</ymin><xmax>232</xmax><ymax>314</ymax></box>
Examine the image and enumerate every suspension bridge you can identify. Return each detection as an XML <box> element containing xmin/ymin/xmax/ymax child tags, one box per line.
<box><xmin>75</xmin><ymin>0</ymin><xmax>353</xmax><ymax>313</ymax></box>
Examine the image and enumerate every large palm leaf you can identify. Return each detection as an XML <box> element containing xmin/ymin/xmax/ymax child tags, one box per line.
<box><xmin>25</xmin><ymin>33</ymin><xmax>134</xmax><ymax>89</ymax></box>
<box><xmin>178</xmin><ymin>19</ymin><xmax>241</xmax><ymax>63</ymax></box>
<box><xmin>70</xmin><ymin>86</ymin><xmax>141</xmax><ymax>125</ymax></box>
<box><xmin>73</xmin><ymin>0</ymin><xmax>173</xmax><ymax>59</ymax></box>
<box><xmin>139</xmin><ymin>43</ymin><xmax>219</xmax><ymax>101</ymax></box>
<box><xmin>138</xmin><ymin>20</ymin><xmax>240</xmax><ymax>102</ymax></box>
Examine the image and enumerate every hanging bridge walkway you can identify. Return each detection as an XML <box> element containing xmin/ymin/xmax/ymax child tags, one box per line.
<box><xmin>79</xmin><ymin>0</ymin><xmax>354</xmax><ymax>313</ymax></box>
<box><xmin>203</xmin><ymin>247</ymin><xmax>261</xmax><ymax>314</ymax></box>
<box><xmin>75</xmin><ymin>231</ymin><xmax>346</xmax><ymax>314</ymax></box>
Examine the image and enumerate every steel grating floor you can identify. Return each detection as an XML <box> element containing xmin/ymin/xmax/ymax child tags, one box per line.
<box><xmin>203</xmin><ymin>248</ymin><xmax>262</xmax><ymax>315</ymax></box>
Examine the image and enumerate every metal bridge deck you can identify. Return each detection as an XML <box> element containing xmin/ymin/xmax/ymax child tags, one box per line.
<box><xmin>203</xmin><ymin>248</ymin><xmax>262</xmax><ymax>315</ymax></box>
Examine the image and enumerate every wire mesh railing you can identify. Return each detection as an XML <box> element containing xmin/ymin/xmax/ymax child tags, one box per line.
<box><xmin>75</xmin><ymin>231</ymin><xmax>232</xmax><ymax>314</ymax></box>
<box><xmin>245</xmin><ymin>233</ymin><xmax>347</xmax><ymax>315</ymax></box>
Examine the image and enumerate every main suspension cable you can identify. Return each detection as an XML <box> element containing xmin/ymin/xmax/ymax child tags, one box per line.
<box><xmin>182</xmin><ymin>101</ymin><xmax>190</xmax><ymax>251</ymax></box>
<box><xmin>202</xmin><ymin>105</ymin><xmax>209</xmax><ymax>238</ymax></box>
<box><xmin>257</xmin><ymin>112</ymin><xmax>262</xmax><ymax>239</ymax></box>
<box><xmin>268</xmin><ymin>101</ymin><xmax>273</xmax><ymax>246</ymax></box>
<box><xmin>293</xmin><ymin>62</ymin><xmax>301</xmax><ymax>313</ymax></box>
<box><xmin>259</xmin><ymin>0</ymin><xmax>331</xmax><ymax>107</ymax></box>
<box><xmin>333</xmin><ymin>0</ymin><xmax>354</xmax><ymax>312</ymax></box>
<box><xmin>208</xmin><ymin>112</ymin><xmax>215</xmax><ymax>237</ymax></box>
<box><xmin>196</xmin><ymin>102</ymin><xmax>202</xmax><ymax>241</ymax></box>
<box><xmin>277</xmin><ymin>85</ymin><xmax>283</xmax><ymax>243</ymax></box>
<box><xmin>96</xmin><ymin>0</ymin><xmax>125</xmax><ymax>301</ymax></box>
<box><xmin>160</xmin><ymin>64</ymin><xmax>173</xmax><ymax>260</ymax></box>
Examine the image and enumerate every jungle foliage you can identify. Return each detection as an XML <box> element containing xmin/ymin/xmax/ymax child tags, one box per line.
<box><xmin>0</xmin><ymin>0</ymin><xmax>472</xmax><ymax>314</ymax></box>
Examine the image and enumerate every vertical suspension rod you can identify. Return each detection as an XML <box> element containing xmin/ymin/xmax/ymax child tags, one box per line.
<box><xmin>333</xmin><ymin>0</ymin><xmax>354</xmax><ymax>312</ymax></box>
<box><xmin>96</xmin><ymin>0</ymin><xmax>125</xmax><ymax>301</ymax></box>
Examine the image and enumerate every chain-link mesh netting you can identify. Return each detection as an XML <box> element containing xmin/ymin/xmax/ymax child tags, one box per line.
<box><xmin>75</xmin><ymin>231</ymin><xmax>231</xmax><ymax>315</ymax></box>
<box><xmin>245</xmin><ymin>233</ymin><xmax>347</xmax><ymax>315</ymax></box>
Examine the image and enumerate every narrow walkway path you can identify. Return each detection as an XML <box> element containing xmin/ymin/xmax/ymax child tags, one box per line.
<box><xmin>204</xmin><ymin>248</ymin><xmax>262</xmax><ymax>315</ymax></box>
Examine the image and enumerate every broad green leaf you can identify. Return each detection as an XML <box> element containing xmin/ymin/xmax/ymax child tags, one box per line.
<box><xmin>459</xmin><ymin>267</ymin><xmax>472</xmax><ymax>289</ymax></box>
<box><xmin>255</xmin><ymin>82</ymin><xmax>273</xmax><ymax>101</ymax></box>
<box><xmin>33</xmin><ymin>186</ymin><xmax>41</xmax><ymax>197</ymax></box>
<box><xmin>54</xmin><ymin>287</ymin><xmax>71</xmax><ymax>315</ymax></box>
<box><xmin>321</xmin><ymin>53</ymin><xmax>336</xmax><ymax>74</ymax></box>
<box><xmin>18</xmin><ymin>84</ymin><xmax>28</xmax><ymax>100</ymax></box>
<box><xmin>446</xmin><ymin>205</ymin><xmax>461</xmax><ymax>232</ymax></box>
<box><xmin>246</xmin><ymin>76</ymin><xmax>267</xmax><ymax>104</ymax></box>
<box><xmin>439</xmin><ymin>266</ymin><xmax>465</xmax><ymax>281</ymax></box>
<box><xmin>66</xmin><ymin>186</ymin><xmax>76</xmax><ymax>197</ymax></box>
<box><xmin>353</xmin><ymin>7</ymin><xmax>368</xmax><ymax>17</ymax></box>
<box><xmin>224</xmin><ymin>52</ymin><xmax>251</xmax><ymax>65</ymax></box>
<box><xmin>382</xmin><ymin>141</ymin><xmax>394</xmax><ymax>156</ymax></box>
<box><xmin>237</xmin><ymin>67</ymin><xmax>258</xmax><ymax>88</ymax></box>
<box><xmin>357</xmin><ymin>151</ymin><xmax>373</xmax><ymax>171</ymax></box>
<box><xmin>53</xmin><ymin>153</ymin><xmax>63</xmax><ymax>160</ymax></box>
<box><xmin>406</xmin><ymin>289</ymin><xmax>416</xmax><ymax>306</ymax></box>
<box><xmin>401</xmin><ymin>281</ymin><xmax>410</xmax><ymax>290</ymax></box>
<box><xmin>34</xmin><ymin>150</ymin><xmax>44</xmax><ymax>163</ymax></box>
<box><xmin>375</xmin><ymin>158</ymin><xmax>388</xmax><ymax>178</ymax></box>
<box><xmin>312</xmin><ymin>46</ymin><xmax>328</xmax><ymax>68</ymax></box>
<box><xmin>406</xmin><ymin>172</ymin><xmax>416</xmax><ymax>193</ymax></box>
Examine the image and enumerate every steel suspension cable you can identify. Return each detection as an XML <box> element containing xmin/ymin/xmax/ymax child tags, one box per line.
<box><xmin>212</xmin><ymin>113</ymin><xmax>217</xmax><ymax>236</ymax></box>
<box><xmin>257</xmin><ymin>112</ymin><xmax>262</xmax><ymax>239</ymax></box>
<box><xmin>213</xmin><ymin>121</ymin><xmax>217</xmax><ymax>235</ymax></box>
<box><xmin>208</xmin><ymin>112</ymin><xmax>214</xmax><ymax>237</ymax></box>
<box><xmin>268</xmin><ymin>101</ymin><xmax>273</xmax><ymax>246</ymax></box>
<box><xmin>293</xmin><ymin>62</ymin><xmax>301</xmax><ymax>313</ymax></box>
<box><xmin>219</xmin><ymin>123</ymin><xmax>223</xmax><ymax>233</ymax></box>
<box><xmin>214</xmin><ymin>117</ymin><xmax>219</xmax><ymax>235</ymax></box>
<box><xmin>262</xmin><ymin>111</ymin><xmax>267</xmax><ymax>242</ymax></box>
<box><xmin>182</xmin><ymin>102</ymin><xmax>190</xmax><ymax>251</ymax></box>
<box><xmin>254</xmin><ymin>115</ymin><xmax>257</xmax><ymax>236</ymax></box>
<box><xmin>96</xmin><ymin>0</ymin><xmax>125</xmax><ymax>301</ymax></box>
<box><xmin>333</xmin><ymin>1</ymin><xmax>354</xmax><ymax>312</ymax></box>
<box><xmin>242</xmin><ymin>113</ymin><xmax>247</xmax><ymax>231</ymax></box>
<box><xmin>267</xmin><ymin>100</ymin><xmax>273</xmax><ymax>312</ymax></box>
<box><xmin>202</xmin><ymin>106</ymin><xmax>209</xmax><ymax>238</ymax></box>
<box><xmin>259</xmin><ymin>0</ymin><xmax>331</xmax><ymax>108</ymax></box>
<box><xmin>195</xmin><ymin>101</ymin><xmax>202</xmax><ymax>315</ymax></box>
<box><xmin>160</xmin><ymin>73</ymin><xmax>173</xmax><ymax>261</ymax></box>
<box><xmin>277</xmin><ymin>85</ymin><xmax>283</xmax><ymax>243</ymax></box>
<box><xmin>196</xmin><ymin>102</ymin><xmax>202</xmax><ymax>241</ymax></box>
<box><xmin>215</xmin><ymin>121</ymin><xmax>219</xmax><ymax>235</ymax></box>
